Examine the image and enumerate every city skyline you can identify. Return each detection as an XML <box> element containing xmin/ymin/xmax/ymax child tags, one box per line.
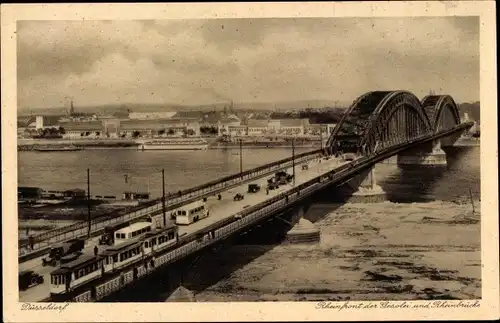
<box><xmin>18</xmin><ymin>17</ymin><xmax>479</xmax><ymax>110</ymax></box>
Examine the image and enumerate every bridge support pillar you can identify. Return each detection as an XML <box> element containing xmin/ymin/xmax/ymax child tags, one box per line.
<box><xmin>349</xmin><ymin>167</ymin><xmax>386</xmax><ymax>203</ymax></box>
<box><xmin>166</xmin><ymin>285</ymin><xmax>195</xmax><ymax>302</ymax></box>
<box><xmin>164</xmin><ymin>265</ymin><xmax>195</xmax><ymax>302</ymax></box>
<box><xmin>397</xmin><ymin>140</ymin><xmax>447</xmax><ymax>166</ymax></box>
<box><xmin>285</xmin><ymin>206</ymin><xmax>321</xmax><ymax>244</ymax></box>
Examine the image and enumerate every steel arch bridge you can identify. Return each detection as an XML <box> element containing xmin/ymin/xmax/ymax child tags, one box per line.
<box><xmin>326</xmin><ymin>90</ymin><xmax>462</xmax><ymax>156</ymax></box>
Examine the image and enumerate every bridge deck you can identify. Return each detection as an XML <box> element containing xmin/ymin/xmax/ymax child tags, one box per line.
<box><xmin>20</xmin><ymin>150</ymin><xmax>323</xmax><ymax>257</ymax></box>
<box><xmin>19</xmin><ymin>156</ymin><xmax>347</xmax><ymax>302</ymax></box>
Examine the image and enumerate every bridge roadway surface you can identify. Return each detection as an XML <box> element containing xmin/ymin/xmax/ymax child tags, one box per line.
<box><xmin>19</xmin><ymin>156</ymin><xmax>347</xmax><ymax>302</ymax></box>
<box><xmin>20</xmin><ymin>150</ymin><xmax>321</xmax><ymax>256</ymax></box>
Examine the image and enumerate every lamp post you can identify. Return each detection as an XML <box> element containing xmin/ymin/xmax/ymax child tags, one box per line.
<box><xmin>239</xmin><ymin>138</ymin><xmax>243</xmax><ymax>177</ymax></box>
<box><xmin>162</xmin><ymin>168</ymin><xmax>166</xmax><ymax>227</ymax></box>
<box><xmin>292</xmin><ymin>138</ymin><xmax>296</xmax><ymax>186</ymax></box>
<box><xmin>320</xmin><ymin>126</ymin><xmax>323</xmax><ymax>151</ymax></box>
<box><xmin>87</xmin><ymin>168</ymin><xmax>91</xmax><ymax>238</ymax></box>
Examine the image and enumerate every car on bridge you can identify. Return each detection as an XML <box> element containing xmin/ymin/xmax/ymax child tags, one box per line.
<box><xmin>42</xmin><ymin>238</ymin><xmax>85</xmax><ymax>267</ymax></box>
<box><xmin>247</xmin><ymin>184</ymin><xmax>261</xmax><ymax>193</ymax></box>
<box><xmin>19</xmin><ymin>270</ymin><xmax>44</xmax><ymax>291</ymax></box>
<box><xmin>267</xmin><ymin>178</ymin><xmax>279</xmax><ymax>190</ymax></box>
<box><xmin>233</xmin><ymin>193</ymin><xmax>244</xmax><ymax>201</ymax></box>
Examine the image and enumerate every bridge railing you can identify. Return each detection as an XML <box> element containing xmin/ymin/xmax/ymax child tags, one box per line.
<box><xmin>20</xmin><ymin>148</ymin><xmax>325</xmax><ymax>256</ymax></box>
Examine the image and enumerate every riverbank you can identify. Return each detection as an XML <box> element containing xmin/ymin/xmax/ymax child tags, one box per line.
<box><xmin>211</xmin><ymin>140</ymin><xmax>322</xmax><ymax>149</ymax></box>
<box><xmin>17</xmin><ymin>138</ymin><xmax>324</xmax><ymax>151</ymax></box>
<box><xmin>193</xmin><ymin>201</ymin><xmax>481</xmax><ymax>301</ymax></box>
<box><xmin>17</xmin><ymin>140</ymin><xmax>138</xmax><ymax>151</ymax></box>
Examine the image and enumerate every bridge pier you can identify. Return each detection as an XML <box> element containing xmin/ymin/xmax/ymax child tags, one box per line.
<box><xmin>284</xmin><ymin>206</ymin><xmax>321</xmax><ymax>244</ymax></box>
<box><xmin>166</xmin><ymin>285</ymin><xmax>195</xmax><ymax>302</ymax></box>
<box><xmin>348</xmin><ymin>167</ymin><xmax>386</xmax><ymax>203</ymax></box>
<box><xmin>164</xmin><ymin>264</ymin><xmax>195</xmax><ymax>302</ymax></box>
<box><xmin>397</xmin><ymin>140</ymin><xmax>447</xmax><ymax>166</ymax></box>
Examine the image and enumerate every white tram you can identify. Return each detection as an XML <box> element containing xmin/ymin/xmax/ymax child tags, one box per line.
<box><xmin>114</xmin><ymin>221</ymin><xmax>152</xmax><ymax>244</ymax></box>
<box><xmin>142</xmin><ymin>224</ymin><xmax>178</xmax><ymax>254</ymax></box>
<box><xmin>170</xmin><ymin>200</ymin><xmax>209</xmax><ymax>225</ymax></box>
<box><xmin>49</xmin><ymin>223</ymin><xmax>178</xmax><ymax>296</ymax></box>
<box><xmin>50</xmin><ymin>255</ymin><xmax>103</xmax><ymax>295</ymax></box>
<box><xmin>100</xmin><ymin>239</ymin><xmax>144</xmax><ymax>272</ymax></box>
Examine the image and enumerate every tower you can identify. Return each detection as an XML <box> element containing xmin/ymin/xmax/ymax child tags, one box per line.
<box><xmin>69</xmin><ymin>100</ymin><xmax>75</xmax><ymax>116</ymax></box>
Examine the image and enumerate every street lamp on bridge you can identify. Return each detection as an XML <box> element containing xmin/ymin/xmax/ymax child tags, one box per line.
<box><xmin>87</xmin><ymin>168</ymin><xmax>91</xmax><ymax>238</ymax></box>
<box><xmin>162</xmin><ymin>168</ymin><xmax>166</xmax><ymax>227</ymax></box>
<box><xmin>239</xmin><ymin>138</ymin><xmax>243</xmax><ymax>177</ymax></box>
<box><xmin>292</xmin><ymin>138</ymin><xmax>296</xmax><ymax>186</ymax></box>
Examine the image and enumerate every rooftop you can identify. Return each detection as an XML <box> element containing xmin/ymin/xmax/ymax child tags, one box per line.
<box><xmin>120</xmin><ymin>118</ymin><xmax>200</xmax><ymax>130</ymax></box>
<box><xmin>59</xmin><ymin>121</ymin><xmax>102</xmax><ymax>131</ymax></box>
<box><xmin>115</xmin><ymin>221</ymin><xmax>151</xmax><ymax>234</ymax></box>
<box><xmin>101</xmin><ymin>239</ymin><xmax>141</xmax><ymax>254</ymax></box>
<box><xmin>144</xmin><ymin>224</ymin><xmax>176</xmax><ymax>237</ymax></box>
<box><xmin>247</xmin><ymin>119</ymin><xmax>269</xmax><ymax>127</ymax></box>
<box><xmin>51</xmin><ymin>254</ymin><xmax>98</xmax><ymax>274</ymax></box>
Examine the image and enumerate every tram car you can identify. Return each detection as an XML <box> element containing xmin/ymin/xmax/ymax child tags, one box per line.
<box><xmin>99</xmin><ymin>220</ymin><xmax>131</xmax><ymax>245</ymax></box>
<box><xmin>49</xmin><ymin>223</ymin><xmax>178</xmax><ymax>296</ymax></box>
<box><xmin>113</xmin><ymin>221</ymin><xmax>152</xmax><ymax>244</ymax></box>
<box><xmin>50</xmin><ymin>255</ymin><xmax>103</xmax><ymax>295</ymax></box>
<box><xmin>170</xmin><ymin>200</ymin><xmax>209</xmax><ymax>225</ymax></box>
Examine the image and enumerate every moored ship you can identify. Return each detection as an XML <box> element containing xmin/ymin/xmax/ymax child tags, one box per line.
<box><xmin>137</xmin><ymin>137</ymin><xmax>209</xmax><ymax>151</ymax></box>
<box><xmin>34</xmin><ymin>145</ymin><xmax>83</xmax><ymax>152</ymax></box>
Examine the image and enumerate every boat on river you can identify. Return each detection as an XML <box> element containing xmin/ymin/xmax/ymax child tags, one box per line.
<box><xmin>137</xmin><ymin>138</ymin><xmax>209</xmax><ymax>151</ymax></box>
<box><xmin>34</xmin><ymin>146</ymin><xmax>83</xmax><ymax>152</ymax></box>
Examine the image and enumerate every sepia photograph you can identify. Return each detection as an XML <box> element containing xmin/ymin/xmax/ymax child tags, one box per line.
<box><xmin>2</xmin><ymin>2</ymin><xmax>498</xmax><ymax>322</ymax></box>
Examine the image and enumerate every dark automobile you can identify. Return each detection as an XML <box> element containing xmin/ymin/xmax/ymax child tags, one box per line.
<box><xmin>19</xmin><ymin>270</ymin><xmax>44</xmax><ymax>291</ymax></box>
<box><xmin>267</xmin><ymin>178</ymin><xmax>279</xmax><ymax>190</ymax></box>
<box><xmin>233</xmin><ymin>193</ymin><xmax>244</xmax><ymax>201</ymax></box>
<box><xmin>275</xmin><ymin>171</ymin><xmax>288</xmax><ymax>178</ymax></box>
<box><xmin>247</xmin><ymin>184</ymin><xmax>261</xmax><ymax>193</ymax></box>
<box><xmin>42</xmin><ymin>238</ymin><xmax>85</xmax><ymax>267</ymax></box>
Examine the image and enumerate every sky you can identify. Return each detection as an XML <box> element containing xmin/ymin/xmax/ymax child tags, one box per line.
<box><xmin>17</xmin><ymin>17</ymin><xmax>479</xmax><ymax>110</ymax></box>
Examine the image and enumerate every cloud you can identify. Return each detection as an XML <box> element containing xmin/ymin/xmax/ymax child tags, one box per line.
<box><xmin>17</xmin><ymin>17</ymin><xmax>479</xmax><ymax>110</ymax></box>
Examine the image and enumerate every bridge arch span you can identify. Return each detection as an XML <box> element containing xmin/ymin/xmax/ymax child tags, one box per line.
<box><xmin>360</xmin><ymin>91</ymin><xmax>433</xmax><ymax>154</ymax></box>
<box><xmin>327</xmin><ymin>91</ymin><xmax>433</xmax><ymax>155</ymax></box>
<box><xmin>421</xmin><ymin>95</ymin><xmax>461</xmax><ymax>133</ymax></box>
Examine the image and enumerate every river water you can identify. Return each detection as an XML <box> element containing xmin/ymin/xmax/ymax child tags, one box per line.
<box><xmin>18</xmin><ymin>148</ymin><xmax>313</xmax><ymax>198</ymax></box>
<box><xmin>17</xmin><ymin>146</ymin><xmax>480</xmax><ymax>201</ymax></box>
<box><xmin>18</xmin><ymin>146</ymin><xmax>481</xmax><ymax>301</ymax></box>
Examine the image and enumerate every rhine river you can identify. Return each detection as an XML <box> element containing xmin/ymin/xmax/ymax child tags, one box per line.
<box><xmin>18</xmin><ymin>148</ymin><xmax>314</xmax><ymax>198</ymax></box>
<box><xmin>18</xmin><ymin>146</ymin><xmax>480</xmax><ymax>201</ymax></box>
<box><xmin>18</xmin><ymin>146</ymin><xmax>481</xmax><ymax>301</ymax></box>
